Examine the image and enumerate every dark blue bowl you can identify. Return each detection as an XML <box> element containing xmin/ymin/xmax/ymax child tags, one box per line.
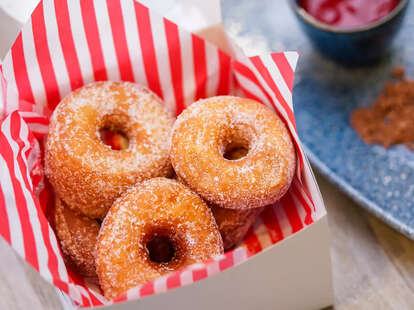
<box><xmin>290</xmin><ymin>0</ymin><xmax>409</xmax><ymax>65</ymax></box>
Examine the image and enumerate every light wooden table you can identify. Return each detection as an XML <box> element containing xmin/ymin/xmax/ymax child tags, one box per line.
<box><xmin>1</xmin><ymin>171</ymin><xmax>413</xmax><ymax>310</ymax></box>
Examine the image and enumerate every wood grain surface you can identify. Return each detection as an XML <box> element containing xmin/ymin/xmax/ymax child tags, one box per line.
<box><xmin>1</xmin><ymin>172</ymin><xmax>413</xmax><ymax>309</ymax></box>
<box><xmin>320</xmin><ymin>172</ymin><xmax>414</xmax><ymax>310</ymax></box>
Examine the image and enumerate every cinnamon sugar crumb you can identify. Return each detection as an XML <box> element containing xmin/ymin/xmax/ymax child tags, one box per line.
<box><xmin>351</xmin><ymin>68</ymin><xmax>414</xmax><ymax>150</ymax></box>
<box><xmin>392</xmin><ymin>67</ymin><xmax>405</xmax><ymax>79</ymax></box>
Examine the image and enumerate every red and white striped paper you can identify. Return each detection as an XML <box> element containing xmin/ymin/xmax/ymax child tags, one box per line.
<box><xmin>0</xmin><ymin>0</ymin><xmax>325</xmax><ymax>308</ymax></box>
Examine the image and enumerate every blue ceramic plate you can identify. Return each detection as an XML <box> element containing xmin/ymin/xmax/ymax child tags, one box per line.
<box><xmin>223</xmin><ymin>0</ymin><xmax>414</xmax><ymax>238</ymax></box>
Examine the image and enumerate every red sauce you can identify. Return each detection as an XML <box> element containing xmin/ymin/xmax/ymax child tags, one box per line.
<box><xmin>299</xmin><ymin>0</ymin><xmax>400</xmax><ymax>28</ymax></box>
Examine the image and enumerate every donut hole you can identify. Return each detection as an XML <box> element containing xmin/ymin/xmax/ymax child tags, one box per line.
<box><xmin>146</xmin><ymin>235</ymin><xmax>175</xmax><ymax>264</ymax></box>
<box><xmin>144</xmin><ymin>227</ymin><xmax>184</xmax><ymax>265</ymax></box>
<box><xmin>222</xmin><ymin>125</ymin><xmax>253</xmax><ymax>161</ymax></box>
<box><xmin>99</xmin><ymin>114</ymin><xmax>130</xmax><ymax>150</ymax></box>
<box><xmin>223</xmin><ymin>142</ymin><xmax>250</xmax><ymax>160</ymax></box>
<box><xmin>99</xmin><ymin>128</ymin><xmax>129</xmax><ymax>150</ymax></box>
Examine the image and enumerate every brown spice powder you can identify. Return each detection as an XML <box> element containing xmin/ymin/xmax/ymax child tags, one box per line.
<box><xmin>351</xmin><ymin>67</ymin><xmax>414</xmax><ymax>150</ymax></box>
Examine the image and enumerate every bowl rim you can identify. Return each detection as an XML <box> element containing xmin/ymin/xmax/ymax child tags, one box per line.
<box><xmin>290</xmin><ymin>0</ymin><xmax>409</xmax><ymax>34</ymax></box>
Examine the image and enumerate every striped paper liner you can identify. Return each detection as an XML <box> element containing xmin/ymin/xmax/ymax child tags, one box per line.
<box><xmin>0</xmin><ymin>0</ymin><xmax>325</xmax><ymax>308</ymax></box>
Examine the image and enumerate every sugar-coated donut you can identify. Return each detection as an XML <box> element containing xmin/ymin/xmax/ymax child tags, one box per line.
<box><xmin>170</xmin><ymin>96</ymin><xmax>296</xmax><ymax>210</ymax></box>
<box><xmin>54</xmin><ymin>198</ymin><xmax>100</xmax><ymax>278</ymax></box>
<box><xmin>46</xmin><ymin>82</ymin><xmax>174</xmax><ymax>219</ymax></box>
<box><xmin>96</xmin><ymin>178</ymin><xmax>223</xmax><ymax>299</ymax></box>
<box><xmin>210</xmin><ymin>205</ymin><xmax>263</xmax><ymax>250</ymax></box>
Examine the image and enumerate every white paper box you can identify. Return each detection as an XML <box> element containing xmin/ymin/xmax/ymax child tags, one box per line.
<box><xmin>59</xmin><ymin>169</ymin><xmax>333</xmax><ymax>310</ymax></box>
<box><xmin>105</xmin><ymin>214</ymin><xmax>333</xmax><ymax>310</ymax></box>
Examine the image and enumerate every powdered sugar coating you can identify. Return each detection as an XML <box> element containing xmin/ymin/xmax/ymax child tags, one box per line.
<box><xmin>45</xmin><ymin>82</ymin><xmax>174</xmax><ymax>219</ymax></box>
<box><xmin>170</xmin><ymin>96</ymin><xmax>296</xmax><ymax>210</ymax></box>
<box><xmin>54</xmin><ymin>198</ymin><xmax>100</xmax><ymax>278</ymax></box>
<box><xmin>210</xmin><ymin>204</ymin><xmax>264</xmax><ymax>250</ymax></box>
<box><xmin>96</xmin><ymin>178</ymin><xmax>223</xmax><ymax>299</ymax></box>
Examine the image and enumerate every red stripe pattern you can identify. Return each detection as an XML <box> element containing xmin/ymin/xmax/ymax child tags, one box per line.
<box><xmin>11</xmin><ymin>35</ymin><xmax>36</xmax><ymax>105</ymax></box>
<box><xmin>80</xmin><ymin>0</ymin><xmax>108</xmax><ymax>81</ymax></box>
<box><xmin>192</xmin><ymin>34</ymin><xmax>207</xmax><ymax>100</ymax></box>
<box><xmin>31</xmin><ymin>2</ymin><xmax>61</xmax><ymax>110</ymax></box>
<box><xmin>0</xmin><ymin>0</ymin><xmax>323</xmax><ymax>307</ymax></box>
<box><xmin>54</xmin><ymin>0</ymin><xmax>84</xmax><ymax>91</ymax></box>
<box><xmin>134</xmin><ymin>1</ymin><xmax>163</xmax><ymax>98</ymax></box>
<box><xmin>271</xmin><ymin>53</ymin><xmax>295</xmax><ymax>91</ymax></box>
<box><xmin>164</xmin><ymin>19</ymin><xmax>185</xmax><ymax>115</ymax></box>
<box><xmin>217</xmin><ymin>50</ymin><xmax>232</xmax><ymax>95</ymax></box>
<box><xmin>107</xmin><ymin>0</ymin><xmax>134</xmax><ymax>82</ymax></box>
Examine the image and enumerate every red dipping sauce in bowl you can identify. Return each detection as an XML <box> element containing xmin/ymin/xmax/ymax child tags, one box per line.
<box><xmin>299</xmin><ymin>0</ymin><xmax>400</xmax><ymax>28</ymax></box>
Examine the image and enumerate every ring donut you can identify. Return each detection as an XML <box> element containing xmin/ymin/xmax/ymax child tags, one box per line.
<box><xmin>54</xmin><ymin>198</ymin><xmax>100</xmax><ymax>278</ymax></box>
<box><xmin>96</xmin><ymin>178</ymin><xmax>223</xmax><ymax>299</ymax></box>
<box><xmin>210</xmin><ymin>205</ymin><xmax>263</xmax><ymax>250</ymax></box>
<box><xmin>46</xmin><ymin>82</ymin><xmax>174</xmax><ymax>219</ymax></box>
<box><xmin>170</xmin><ymin>96</ymin><xmax>296</xmax><ymax>210</ymax></box>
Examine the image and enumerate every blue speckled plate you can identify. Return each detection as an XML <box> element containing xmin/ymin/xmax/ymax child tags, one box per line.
<box><xmin>223</xmin><ymin>1</ymin><xmax>414</xmax><ymax>238</ymax></box>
